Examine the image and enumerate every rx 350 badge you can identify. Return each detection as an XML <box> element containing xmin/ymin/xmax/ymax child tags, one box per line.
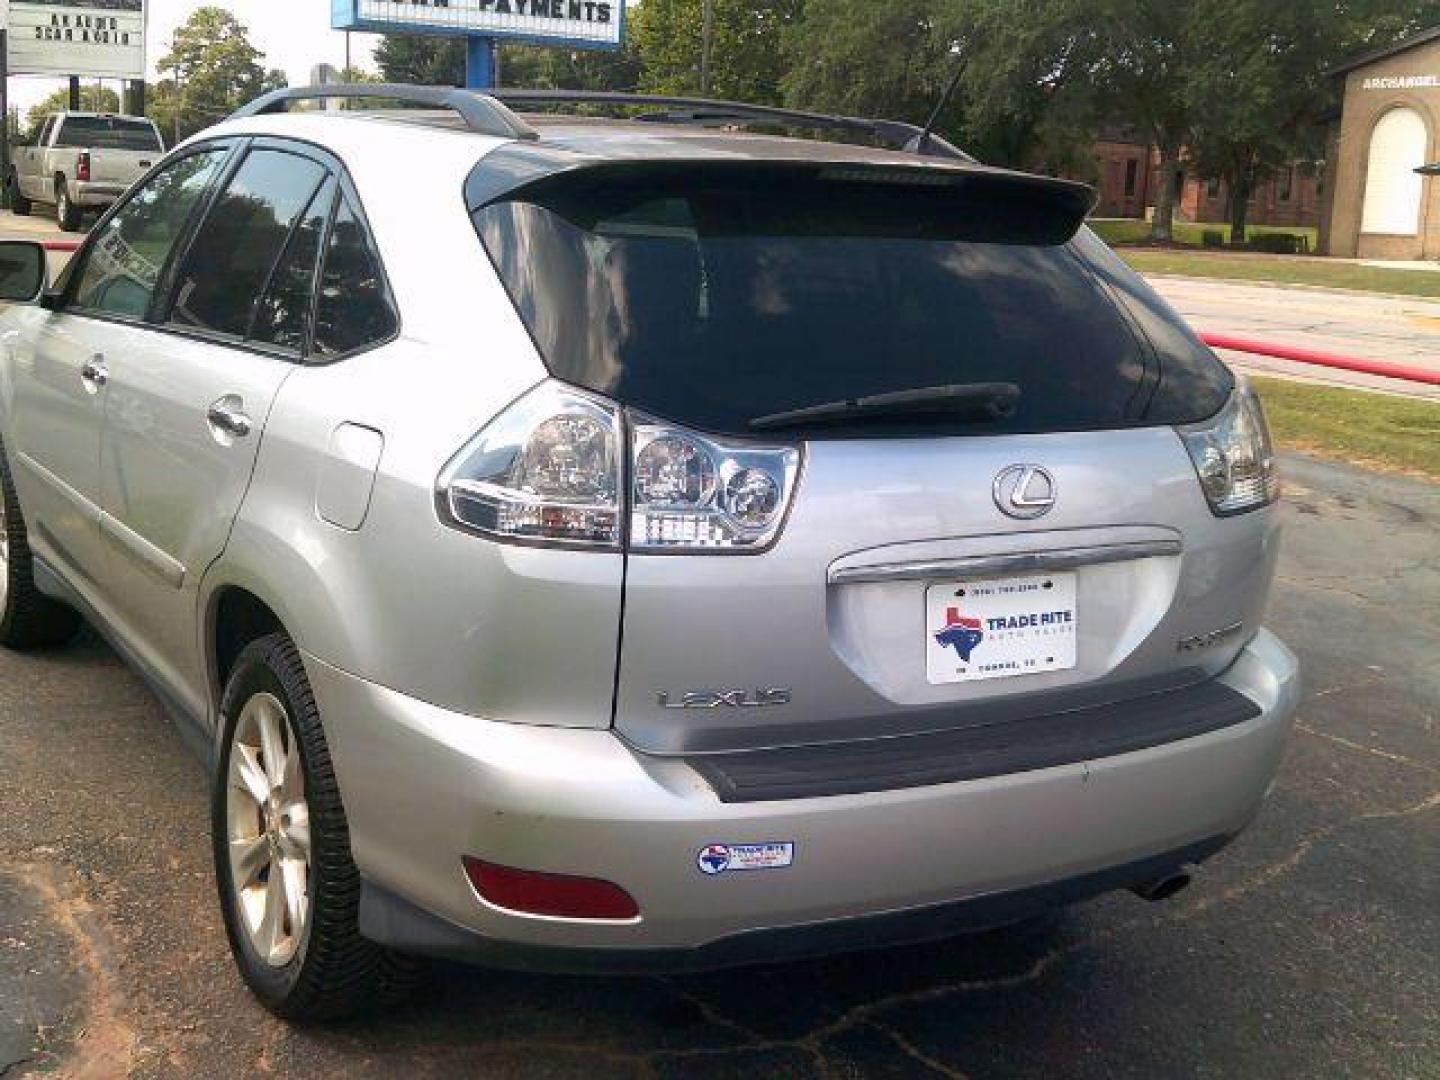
<box><xmin>696</xmin><ymin>841</ymin><xmax>795</xmax><ymax>875</ymax></box>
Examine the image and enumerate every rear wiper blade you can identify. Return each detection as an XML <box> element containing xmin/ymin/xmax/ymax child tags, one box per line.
<box><xmin>749</xmin><ymin>383</ymin><xmax>1020</xmax><ymax>431</ymax></box>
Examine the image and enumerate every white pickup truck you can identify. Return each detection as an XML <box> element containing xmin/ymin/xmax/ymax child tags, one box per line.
<box><xmin>8</xmin><ymin>112</ymin><xmax>164</xmax><ymax>232</ymax></box>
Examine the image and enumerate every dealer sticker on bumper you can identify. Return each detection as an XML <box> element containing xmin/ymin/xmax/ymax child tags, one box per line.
<box><xmin>697</xmin><ymin>842</ymin><xmax>795</xmax><ymax>875</ymax></box>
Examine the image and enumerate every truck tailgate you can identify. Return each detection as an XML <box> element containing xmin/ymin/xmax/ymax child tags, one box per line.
<box><xmin>90</xmin><ymin>149</ymin><xmax>157</xmax><ymax>186</ymax></box>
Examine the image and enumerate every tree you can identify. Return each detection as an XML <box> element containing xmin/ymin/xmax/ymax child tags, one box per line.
<box><xmin>500</xmin><ymin>40</ymin><xmax>642</xmax><ymax>91</ymax></box>
<box><xmin>377</xmin><ymin>30</ymin><xmax>639</xmax><ymax>90</ymax></box>
<box><xmin>927</xmin><ymin>0</ymin><xmax>1207</xmax><ymax>240</ymax></box>
<box><xmin>781</xmin><ymin>0</ymin><xmax>1103</xmax><ymax>170</ymax></box>
<box><xmin>781</xmin><ymin>0</ymin><xmax>951</xmax><ymax>126</ymax></box>
<box><xmin>26</xmin><ymin>86</ymin><xmax>121</xmax><ymax>133</ymax></box>
<box><xmin>1085</xmin><ymin>1</ymin><xmax>1210</xmax><ymax>242</ymax></box>
<box><xmin>939</xmin><ymin>0</ymin><xmax>1105</xmax><ymax>169</ymax></box>
<box><xmin>375</xmin><ymin>35</ymin><xmax>466</xmax><ymax>86</ymax></box>
<box><xmin>1184</xmin><ymin>0</ymin><xmax>1440</xmax><ymax>242</ymax></box>
<box><xmin>639</xmin><ymin>0</ymin><xmax>801</xmax><ymax>104</ymax></box>
<box><xmin>151</xmin><ymin>7</ymin><xmax>286</xmax><ymax>142</ymax></box>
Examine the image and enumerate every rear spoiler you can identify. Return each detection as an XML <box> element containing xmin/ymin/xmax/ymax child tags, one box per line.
<box><xmin>465</xmin><ymin>147</ymin><xmax>1097</xmax><ymax>245</ymax></box>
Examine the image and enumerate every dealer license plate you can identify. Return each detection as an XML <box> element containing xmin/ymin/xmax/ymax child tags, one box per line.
<box><xmin>925</xmin><ymin>573</ymin><xmax>1078</xmax><ymax>684</ymax></box>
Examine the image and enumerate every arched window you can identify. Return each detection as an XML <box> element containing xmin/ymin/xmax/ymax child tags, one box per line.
<box><xmin>1360</xmin><ymin>108</ymin><xmax>1429</xmax><ymax>235</ymax></box>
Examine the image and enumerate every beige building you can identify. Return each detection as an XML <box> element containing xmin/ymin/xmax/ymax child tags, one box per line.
<box><xmin>1320</xmin><ymin>27</ymin><xmax>1440</xmax><ymax>259</ymax></box>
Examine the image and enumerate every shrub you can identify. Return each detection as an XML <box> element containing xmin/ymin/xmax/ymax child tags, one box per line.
<box><xmin>1248</xmin><ymin>232</ymin><xmax>1307</xmax><ymax>255</ymax></box>
<box><xmin>1201</xmin><ymin>229</ymin><xmax>1225</xmax><ymax>248</ymax></box>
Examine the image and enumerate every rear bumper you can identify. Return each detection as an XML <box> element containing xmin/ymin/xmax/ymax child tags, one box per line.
<box><xmin>72</xmin><ymin>182</ymin><xmax>127</xmax><ymax>205</ymax></box>
<box><xmin>310</xmin><ymin>629</ymin><xmax>1298</xmax><ymax>970</ymax></box>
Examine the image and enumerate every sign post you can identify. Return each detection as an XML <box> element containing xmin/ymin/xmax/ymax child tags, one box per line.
<box><xmin>333</xmin><ymin>1</ymin><xmax>623</xmax><ymax>89</ymax></box>
<box><xmin>466</xmin><ymin>33</ymin><xmax>494</xmax><ymax>89</ymax></box>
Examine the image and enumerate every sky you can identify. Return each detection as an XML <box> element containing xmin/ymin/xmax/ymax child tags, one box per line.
<box><xmin>7</xmin><ymin>0</ymin><xmax>382</xmax><ymax>115</ymax></box>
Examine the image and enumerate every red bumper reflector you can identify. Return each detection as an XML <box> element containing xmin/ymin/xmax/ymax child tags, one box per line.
<box><xmin>463</xmin><ymin>857</ymin><xmax>640</xmax><ymax>920</ymax></box>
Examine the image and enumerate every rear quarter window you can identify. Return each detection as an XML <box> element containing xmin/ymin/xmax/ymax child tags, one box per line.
<box><xmin>473</xmin><ymin>169</ymin><xmax>1231</xmax><ymax>438</ymax></box>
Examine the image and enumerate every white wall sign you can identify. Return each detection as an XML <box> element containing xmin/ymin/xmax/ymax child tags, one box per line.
<box><xmin>6</xmin><ymin>0</ymin><xmax>146</xmax><ymax>80</ymax></box>
<box><xmin>333</xmin><ymin>0</ymin><xmax>622</xmax><ymax>51</ymax></box>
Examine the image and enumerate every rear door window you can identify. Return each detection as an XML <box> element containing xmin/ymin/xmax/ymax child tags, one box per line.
<box><xmin>474</xmin><ymin>169</ymin><xmax>1231</xmax><ymax>437</ymax></box>
<box><xmin>167</xmin><ymin>148</ymin><xmax>329</xmax><ymax>340</ymax></box>
<box><xmin>249</xmin><ymin>177</ymin><xmax>335</xmax><ymax>352</ymax></box>
<box><xmin>311</xmin><ymin>193</ymin><xmax>397</xmax><ymax>359</ymax></box>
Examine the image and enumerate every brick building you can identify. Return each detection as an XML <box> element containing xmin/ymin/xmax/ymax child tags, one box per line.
<box><xmin>1175</xmin><ymin>165</ymin><xmax>1322</xmax><ymax>230</ymax></box>
<box><xmin>1089</xmin><ymin>127</ymin><xmax>1155</xmax><ymax>218</ymax></box>
<box><xmin>1319</xmin><ymin>27</ymin><xmax>1440</xmax><ymax>259</ymax></box>
<box><xmin>1085</xmin><ymin>125</ymin><xmax>1320</xmax><ymax>229</ymax></box>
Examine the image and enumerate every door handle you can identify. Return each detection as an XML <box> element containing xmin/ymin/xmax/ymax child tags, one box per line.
<box><xmin>80</xmin><ymin>354</ymin><xmax>108</xmax><ymax>392</ymax></box>
<box><xmin>206</xmin><ymin>400</ymin><xmax>253</xmax><ymax>439</ymax></box>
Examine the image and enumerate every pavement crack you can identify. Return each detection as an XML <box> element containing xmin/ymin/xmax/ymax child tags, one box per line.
<box><xmin>1274</xmin><ymin>574</ymin><xmax>1373</xmax><ymax>604</ymax></box>
<box><xmin>794</xmin><ymin>942</ymin><xmax>1077</xmax><ymax>1051</ymax></box>
<box><xmin>761</xmin><ymin>786</ymin><xmax>1440</xmax><ymax>1068</ymax></box>
<box><xmin>1168</xmin><ymin>787</ymin><xmax>1440</xmax><ymax>922</ymax></box>
<box><xmin>867</xmin><ymin>1020</ymin><xmax>971</xmax><ymax>1079</ymax></box>
<box><xmin>1294</xmin><ymin>721</ymin><xmax>1438</xmax><ymax>774</ymax></box>
<box><xmin>1308</xmin><ymin>673</ymin><xmax>1386</xmax><ymax>699</ymax></box>
<box><xmin>653</xmin><ymin>976</ymin><xmax>770</xmax><ymax>1045</ymax></box>
<box><xmin>0</xmin><ymin>1055</ymin><xmax>35</xmax><ymax>1079</ymax></box>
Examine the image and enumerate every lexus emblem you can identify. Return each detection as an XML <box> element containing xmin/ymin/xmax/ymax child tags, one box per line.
<box><xmin>993</xmin><ymin>465</ymin><xmax>1056</xmax><ymax>519</ymax></box>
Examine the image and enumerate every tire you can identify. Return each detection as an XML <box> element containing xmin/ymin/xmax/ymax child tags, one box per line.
<box><xmin>8</xmin><ymin>174</ymin><xmax>32</xmax><ymax>217</ymax></box>
<box><xmin>212</xmin><ymin>632</ymin><xmax>422</xmax><ymax>1020</ymax></box>
<box><xmin>55</xmin><ymin>182</ymin><xmax>81</xmax><ymax>232</ymax></box>
<box><xmin>0</xmin><ymin>440</ymin><xmax>81</xmax><ymax>649</ymax></box>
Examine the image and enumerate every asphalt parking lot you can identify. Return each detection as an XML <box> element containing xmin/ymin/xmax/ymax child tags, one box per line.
<box><xmin>1</xmin><ymin>453</ymin><xmax>1437</xmax><ymax>1079</ymax></box>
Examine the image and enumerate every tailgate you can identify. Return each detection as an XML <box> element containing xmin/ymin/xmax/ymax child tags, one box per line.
<box><xmin>468</xmin><ymin>160</ymin><xmax>1269</xmax><ymax>755</ymax></box>
<box><xmin>616</xmin><ymin>427</ymin><xmax>1276</xmax><ymax>754</ymax></box>
<box><xmin>90</xmin><ymin>149</ymin><xmax>157</xmax><ymax>186</ymax></box>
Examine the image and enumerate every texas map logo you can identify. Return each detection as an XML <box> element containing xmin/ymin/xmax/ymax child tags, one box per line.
<box><xmin>934</xmin><ymin>606</ymin><xmax>984</xmax><ymax>662</ymax></box>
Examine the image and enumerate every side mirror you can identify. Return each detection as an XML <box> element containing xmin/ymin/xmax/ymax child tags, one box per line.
<box><xmin>0</xmin><ymin>241</ymin><xmax>49</xmax><ymax>303</ymax></box>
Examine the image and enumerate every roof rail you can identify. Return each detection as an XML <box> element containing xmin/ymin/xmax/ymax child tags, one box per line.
<box><xmin>229</xmin><ymin>84</ymin><xmax>539</xmax><ymax>141</ymax></box>
<box><xmin>486</xmin><ymin>89</ymin><xmax>974</xmax><ymax>162</ymax></box>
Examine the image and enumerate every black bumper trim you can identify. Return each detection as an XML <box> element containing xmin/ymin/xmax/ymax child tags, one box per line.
<box><xmin>359</xmin><ymin>833</ymin><xmax>1232</xmax><ymax>974</ymax></box>
<box><xmin>687</xmin><ymin>679</ymin><xmax>1261</xmax><ymax>803</ymax></box>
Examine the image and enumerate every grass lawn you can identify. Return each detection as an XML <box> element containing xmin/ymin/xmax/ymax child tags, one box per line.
<box><xmin>1249</xmin><ymin>376</ymin><xmax>1440</xmax><ymax>480</ymax></box>
<box><xmin>1116</xmin><ymin>249</ymin><xmax>1440</xmax><ymax>299</ymax></box>
<box><xmin>1089</xmin><ymin>218</ymin><xmax>1318</xmax><ymax>248</ymax></box>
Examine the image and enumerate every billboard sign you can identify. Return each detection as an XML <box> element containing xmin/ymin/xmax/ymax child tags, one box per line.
<box><xmin>332</xmin><ymin>0</ymin><xmax>622</xmax><ymax>52</ymax></box>
<box><xmin>5</xmin><ymin>0</ymin><xmax>147</xmax><ymax>79</ymax></box>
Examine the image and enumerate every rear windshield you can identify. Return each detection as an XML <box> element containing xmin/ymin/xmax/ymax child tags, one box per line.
<box><xmin>474</xmin><ymin>171</ymin><xmax>1230</xmax><ymax>437</ymax></box>
<box><xmin>56</xmin><ymin>116</ymin><xmax>162</xmax><ymax>151</ymax></box>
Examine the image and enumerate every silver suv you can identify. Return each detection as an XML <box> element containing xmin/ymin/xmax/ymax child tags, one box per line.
<box><xmin>0</xmin><ymin>86</ymin><xmax>1299</xmax><ymax>1021</ymax></box>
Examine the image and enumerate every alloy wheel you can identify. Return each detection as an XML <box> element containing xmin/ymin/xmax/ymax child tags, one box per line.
<box><xmin>225</xmin><ymin>691</ymin><xmax>311</xmax><ymax>967</ymax></box>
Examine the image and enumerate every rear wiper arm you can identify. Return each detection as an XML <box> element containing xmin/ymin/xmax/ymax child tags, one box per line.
<box><xmin>749</xmin><ymin>383</ymin><xmax>1020</xmax><ymax>431</ymax></box>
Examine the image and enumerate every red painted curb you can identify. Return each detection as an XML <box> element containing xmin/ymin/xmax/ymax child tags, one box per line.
<box><xmin>41</xmin><ymin>240</ymin><xmax>83</xmax><ymax>252</ymax></box>
<box><xmin>1200</xmin><ymin>331</ymin><xmax>1440</xmax><ymax>387</ymax></box>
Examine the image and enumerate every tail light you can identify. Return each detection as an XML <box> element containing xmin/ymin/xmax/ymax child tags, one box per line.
<box><xmin>438</xmin><ymin>382</ymin><xmax>623</xmax><ymax>548</ymax></box>
<box><xmin>439</xmin><ymin>380</ymin><xmax>801</xmax><ymax>552</ymax></box>
<box><xmin>1178</xmin><ymin>381</ymin><xmax>1279</xmax><ymax>516</ymax></box>
<box><xmin>630</xmin><ymin>417</ymin><xmax>799</xmax><ymax>551</ymax></box>
<box><xmin>76</xmin><ymin>151</ymin><xmax>91</xmax><ymax>182</ymax></box>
